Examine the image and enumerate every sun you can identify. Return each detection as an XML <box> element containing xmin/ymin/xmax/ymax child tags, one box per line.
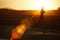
<box><xmin>42</xmin><ymin>0</ymin><xmax>53</xmax><ymax>10</ymax></box>
<box><xmin>34</xmin><ymin>0</ymin><xmax>53</xmax><ymax>10</ymax></box>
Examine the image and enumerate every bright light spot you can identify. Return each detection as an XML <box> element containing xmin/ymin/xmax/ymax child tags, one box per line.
<box><xmin>16</xmin><ymin>24</ymin><xmax>26</xmax><ymax>34</ymax></box>
<box><xmin>40</xmin><ymin>0</ymin><xmax>53</xmax><ymax>10</ymax></box>
<box><xmin>11</xmin><ymin>18</ymin><xmax>32</xmax><ymax>39</ymax></box>
<box><xmin>11</xmin><ymin>32</ymin><xmax>19</xmax><ymax>39</ymax></box>
<box><xmin>27</xmin><ymin>0</ymin><xmax>53</xmax><ymax>10</ymax></box>
<box><xmin>11</xmin><ymin>24</ymin><xmax>27</xmax><ymax>39</ymax></box>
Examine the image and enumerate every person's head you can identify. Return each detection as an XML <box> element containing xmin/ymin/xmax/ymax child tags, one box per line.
<box><xmin>41</xmin><ymin>6</ymin><xmax>44</xmax><ymax>10</ymax></box>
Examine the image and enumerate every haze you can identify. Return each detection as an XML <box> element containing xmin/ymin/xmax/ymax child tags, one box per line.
<box><xmin>0</xmin><ymin>0</ymin><xmax>60</xmax><ymax>10</ymax></box>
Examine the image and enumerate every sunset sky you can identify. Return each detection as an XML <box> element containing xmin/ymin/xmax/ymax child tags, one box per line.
<box><xmin>0</xmin><ymin>0</ymin><xmax>60</xmax><ymax>10</ymax></box>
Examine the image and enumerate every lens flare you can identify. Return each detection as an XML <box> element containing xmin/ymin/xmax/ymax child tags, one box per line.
<box><xmin>11</xmin><ymin>24</ymin><xmax>26</xmax><ymax>40</ymax></box>
<box><xmin>10</xmin><ymin>18</ymin><xmax>33</xmax><ymax>40</ymax></box>
<box><xmin>16</xmin><ymin>24</ymin><xmax>26</xmax><ymax>34</ymax></box>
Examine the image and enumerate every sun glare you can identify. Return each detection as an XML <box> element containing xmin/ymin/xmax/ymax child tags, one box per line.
<box><xmin>43</xmin><ymin>0</ymin><xmax>53</xmax><ymax>10</ymax></box>
<box><xmin>22</xmin><ymin>0</ymin><xmax>52</xmax><ymax>10</ymax></box>
<box><xmin>40</xmin><ymin>0</ymin><xmax>52</xmax><ymax>10</ymax></box>
<box><xmin>11</xmin><ymin>0</ymin><xmax>52</xmax><ymax>10</ymax></box>
<box><xmin>0</xmin><ymin>0</ymin><xmax>60</xmax><ymax>10</ymax></box>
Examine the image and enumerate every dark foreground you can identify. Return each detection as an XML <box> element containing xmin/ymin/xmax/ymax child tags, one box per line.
<box><xmin>0</xmin><ymin>15</ymin><xmax>60</xmax><ymax>40</ymax></box>
<box><xmin>0</xmin><ymin>9</ymin><xmax>60</xmax><ymax>40</ymax></box>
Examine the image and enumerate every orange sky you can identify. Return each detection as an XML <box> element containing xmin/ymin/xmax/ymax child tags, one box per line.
<box><xmin>0</xmin><ymin>0</ymin><xmax>60</xmax><ymax>10</ymax></box>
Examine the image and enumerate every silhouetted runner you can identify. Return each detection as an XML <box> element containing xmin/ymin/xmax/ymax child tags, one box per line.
<box><xmin>39</xmin><ymin>7</ymin><xmax>45</xmax><ymax>28</ymax></box>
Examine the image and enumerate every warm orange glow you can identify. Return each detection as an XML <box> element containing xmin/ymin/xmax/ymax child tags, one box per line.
<box><xmin>31</xmin><ymin>11</ymin><xmax>40</xmax><ymax>18</ymax></box>
<box><xmin>11</xmin><ymin>24</ymin><xmax>26</xmax><ymax>39</ymax></box>
<box><xmin>0</xmin><ymin>0</ymin><xmax>60</xmax><ymax>10</ymax></box>
<box><xmin>11</xmin><ymin>18</ymin><xmax>32</xmax><ymax>39</ymax></box>
<box><xmin>16</xmin><ymin>24</ymin><xmax>26</xmax><ymax>34</ymax></box>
